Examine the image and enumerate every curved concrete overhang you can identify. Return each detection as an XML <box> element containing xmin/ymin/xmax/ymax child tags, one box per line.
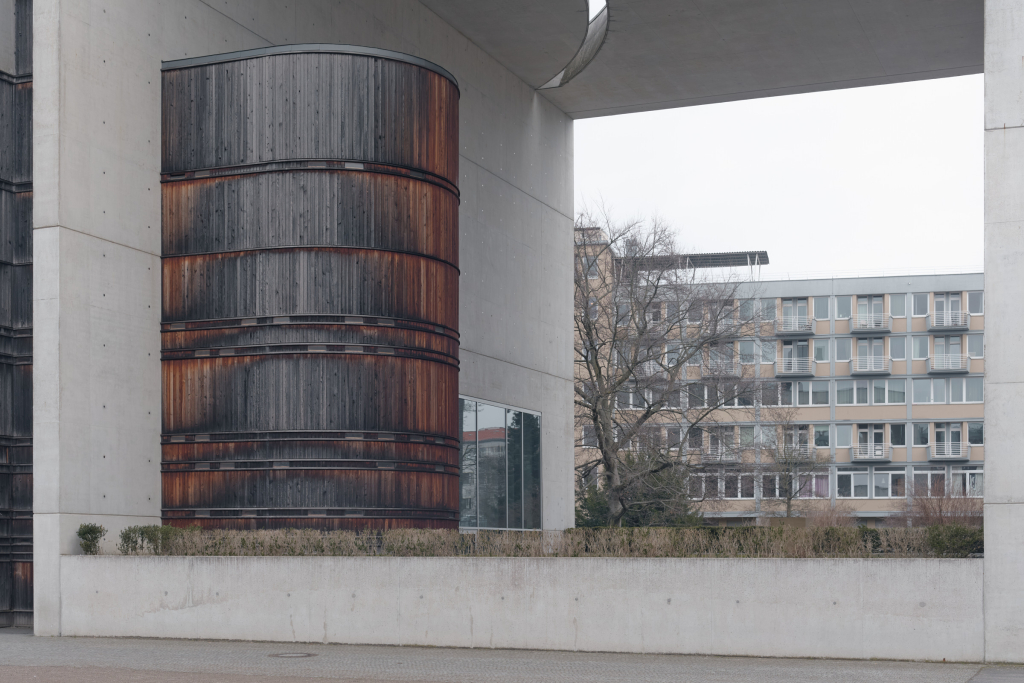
<box><xmin>419</xmin><ymin>0</ymin><xmax>590</xmax><ymax>88</ymax></box>
<box><xmin>424</xmin><ymin>0</ymin><xmax>982</xmax><ymax>119</ymax></box>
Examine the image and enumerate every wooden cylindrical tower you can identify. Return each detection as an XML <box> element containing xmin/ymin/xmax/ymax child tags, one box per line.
<box><xmin>160</xmin><ymin>45</ymin><xmax>460</xmax><ymax>529</ymax></box>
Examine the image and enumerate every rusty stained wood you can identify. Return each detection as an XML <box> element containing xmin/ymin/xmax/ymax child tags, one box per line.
<box><xmin>162</xmin><ymin>49</ymin><xmax>459</xmax><ymax>529</ymax></box>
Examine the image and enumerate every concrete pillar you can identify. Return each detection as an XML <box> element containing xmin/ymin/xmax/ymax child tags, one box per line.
<box><xmin>984</xmin><ymin>0</ymin><xmax>1024</xmax><ymax>664</ymax></box>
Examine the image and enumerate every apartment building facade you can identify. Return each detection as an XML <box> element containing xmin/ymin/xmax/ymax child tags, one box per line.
<box><xmin>577</xmin><ymin>271</ymin><xmax>985</xmax><ymax>524</ymax></box>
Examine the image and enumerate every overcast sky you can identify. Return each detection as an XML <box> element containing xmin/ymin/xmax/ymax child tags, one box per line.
<box><xmin>574</xmin><ymin>74</ymin><xmax>983</xmax><ymax>278</ymax></box>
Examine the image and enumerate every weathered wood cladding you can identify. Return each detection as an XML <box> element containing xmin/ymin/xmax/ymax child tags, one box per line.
<box><xmin>162</xmin><ymin>47</ymin><xmax>459</xmax><ymax>529</ymax></box>
<box><xmin>0</xmin><ymin>0</ymin><xmax>32</xmax><ymax>627</ymax></box>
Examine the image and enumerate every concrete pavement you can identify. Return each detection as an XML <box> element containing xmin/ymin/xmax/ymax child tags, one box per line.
<box><xmin>1</xmin><ymin>628</ymin><xmax>1023</xmax><ymax>683</ymax></box>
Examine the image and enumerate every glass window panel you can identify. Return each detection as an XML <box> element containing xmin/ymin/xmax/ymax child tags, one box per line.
<box><xmin>506</xmin><ymin>410</ymin><xmax>524</xmax><ymax>529</ymax></box>
<box><xmin>762</xmin><ymin>475</ymin><xmax>777</xmax><ymax>498</ymax></box>
<box><xmin>781</xmin><ymin>382</ymin><xmax>794</xmax><ymax>406</ymax></box>
<box><xmin>951</xmin><ymin>378</ymin><xmax>964</xmax><ymax>403</ymax></box>
<box><xmin>853</xmin><ymin>473</ymin><xmax>869</xmax><ymax>497</ymax></box>
<box><xmin>873</xmin><ymin>380</ymin><xmax>887</xmax><ymax>404</ymax></box>
<box><xmin>813</xmin><ymin>339</ymin><xmax>829</xmax><ymax>362</ymax></box>
<box><xmin>739</xmin><ymin>340</ymin><xmax>756</xmax><ymax>363</ymax></box>
<box><xmin>814</xmin><ymin>297</ymin><xmax>830</xmax><ymax>320</ymax></box>
<box><xmin>739</xmin><ymin>299</ymin><xmax>755</xmax><ymax>320</ymax></box>
<box><xmin>739</xmin><ymin>425</ymin><xmax>755</xmax><ymax>447</ymax></box>
<box><xmin>836</xmin><ymin>380</ymin><xmax>853</xmax><ymax>405</ymax></box>
<box><xmin>459</xmin><ymin>400</ymin><xmax>478</xmax><ymax>527</ymax></box>
<box><xmin>890</xmin><ymin>294</ymin><xmax>906</xmax><ymax>317</ymax></box>
<box><xmin>581</xmin><ymin>425</ymin><xmax>597</xmax><ymax>447</ymax></box>
<box><xmin>874</xmin><ymin>473</ymin><xmax>890</xmax><ymax>498</ymax></box>
<box><xmin>890</xmin><ymin>336</ymin><xmax>906</xmax><ymax>360</ymax></box>
<box><xmin>798</xmin><ymin>381</ymin><xmax>811</xmax><ymax>406</ymax></box>
<box><xmin>741</xmin><ymin>476</ymin><xmax>755</xmax><ymax>498</ymax></box>
<box><xmin>913</xmin><ymin>293</ymin><xmax>929</xmax><ymax>316</ymax></box>
<box><xmin>837</xmin><ymin>424</ymin><xmax>852</xmax><ymax>448</ymax></box>
<box><xmin>761</xmin><ymin>382</ymin><xmax>779</xmax><ymax>406</ymax></box>
<box><xmin>891</xmin><ymin>473</ymin><xmax>906</xmax><ymax>497</ymax></box>
<box><xmin>760</xmin><ymin>299</ymin><xmax>776</xmax><ymax>320</ymax></box>
<box><xmin>814</xmin><ymin>425</ymin><xmax>829</xmax><ymax>447</ymax></box>
<box><xmin>476</xmin><ymin>403</ymin><xmax>507</xmax><ymax>529</ymax></box>
<box><xmin>836</xmin><ymin>296</ymin><xmax>851</xmax><ymax>319</ymax></box>
<box><xmin>913</xmin><ymin>336</ymin><xmax>929</xmax><ymax>360</ymax></box>
<box><xmin>968</xmin><ymin>334</ymin><xmax>983</xmax><ymax>358</ymax></box>
<box><xmin>891</xmin><ymin>423</ymin><xmax>906</xmax><ymax>446</ymax></box>
<box><xmin>522</xmin><ymin>413</ymin><xmax>542</xmax><ymax>529</ymax></box>
<box><xmin>913</xmin><ymin>379</ymin><xmax>932</xmax><ymax>404</ymax></box>
<box><xmin>969</xmin><ymin>422</ymin><xmax>984</xmax><ymax>445</ymax></box>
<box><xmin>968</xmin><ymin>291</ymin><xmax>983</xmax><ymax>314</ymax></box>
<box><xmin>966</xmin><ymin>377</ymin><xmax>984</xmax><ymax>402</ymax></box>
<box><xmin>761</xmin><ymin>341</ymin><xmax>777</xmax><ymax>363</ymax></box>
<box><xmin>914</xmin><ymin>423</ymin><xmax>930</xmax><ymax>446</ymax></box>
<box><xmin>855</xmin><ymin>380</ymin><xmax>868</xmax><ymax>405</ymax></box>
<box><xmin>837</xmin><ymin>474</ymin><xmax>852</xmax><ymax>498</ymax></box>
<box><xmin>933</xmin><ymin>378</ymin><xmax>946</xmax><ymax>403</ymax></box>
<box><xmin>836</xmin><ymin>338</ymin><xmax>852</xmax><ymax>362</ymax></box>
<box><xmin>724</xmin><ymin>475</ymin><xmax>739</xmax><ymax>498</ymax></box>
<box><xmin>888</xmin><ymin>379</ymin><xmax>906</xmax><ymax>404</ymax></box>
<box><xmin>811</xmin><ymin>381</ymin><xmax>829</xmax><ymax>405</ymax></box>
<box><xmin>913</xmin><ymin>473</ymin><xmax>929</xmax><ymax>496</ymax></box>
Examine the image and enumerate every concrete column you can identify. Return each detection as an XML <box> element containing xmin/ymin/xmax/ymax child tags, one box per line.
<box><xmin>984</xmin><ymin>0</ymin><xmax>1024</xmax><ymax>663</ymax></box>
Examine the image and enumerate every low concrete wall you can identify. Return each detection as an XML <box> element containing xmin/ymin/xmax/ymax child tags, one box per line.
<box><xmin>59</xmin><ymin>557</ymin><xmax>983</xmax><ymax>662</ymax></box>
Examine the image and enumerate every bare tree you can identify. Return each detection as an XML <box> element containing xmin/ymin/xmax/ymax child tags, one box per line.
<box><xmin>756</xmin><ymin>404</ymin><xmax>832</xmax><ymax>519</ymax></box>
<box><xmin>574</xmin><ymin>207</ymin><xmax>762</xmax><ymax>526</ymax></box>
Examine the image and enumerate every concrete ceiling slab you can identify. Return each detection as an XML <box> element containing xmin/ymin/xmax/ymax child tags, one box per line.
<box><xmin>542</xmin><ymin>0</ymin><xmax>984</xmax><ymax>118</ymax></box>
<box><xmin>419</xmin><ymin>0</ymin><xmax>590</xmax><ymax>88</ymax></box>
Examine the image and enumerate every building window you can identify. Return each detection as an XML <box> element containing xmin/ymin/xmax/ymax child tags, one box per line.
<box><xmin>739</xmin><ymin>339</ymin><xmax>757</xmax><ymax>364</ymax></box>
<box><xmin>835</xmin><ymin>338</ymin><xmax>852</xmax><ymax>362</ymax></box>
<box><xmin>891</xmin><ymin>423</ymin><xmax>906</xmax><ymax>446</ymax></box>
<box><xmin>587</xmin><ymin>297</ymin><xmax>598</xmax><ymax>320</ymax></box>
<box><xmin>836</xmin><ymin>424</ymin><xmax>852</xmax><ymax>448</ymax></box>
<box><xmin>952</xmin><ymin>466</ymin><xmax>984</xmax><ymax>497</ymax></box>
<box><xmin>913</xmin><ymin>466</ymin><xmax>946</xmax><ymax>497</ymax></box>
<box><xmin>870</xmin><ymin>378</ymin><xmax>905</xmax><ymax>404</ymax></box>
<box><xmin>814</xmin><ymin>296</ymin><xmax>830</xmax><ymax>320</ymax></box>
<box><xmin>912</xmin><ymin>336</ymin><xmax>929</xmax><ymax>360</ymax></box>
<box><xmin>686</xmin><ymin>384</ymin><xmax>707</xmax><ymax>408</ymax></box>
<box><xmin>890</xmin><ymin>294</ymin><xmax>906</xmax><ymax>318</ymax></box>
<box><xmin>912</xmin><ymin>293</ymin><xmax>929</xmax><ymax>316</ymax></box>
<box><xmin>739</xmin><ymin>299</ymin><xmax>756</xmax><ymax>320</ymax></box>
<box><xmin>836</xmin><ymin>379</ymin><xmax>869</xmax><ymax>405</ymax></box>
<box><xmin>688</xmin><ymin>427</ymin><xmax>703</xmax><ymax>451</ymax></box>
<box><xmin>913</xmin><ymin>423</ymin><xmax>930</xmax><ymax>446</ymax></box>
<box><xmin>967</xmin><ymin>291</ymin><xmax>983</xmax><ymax>315</ymax></box>
<box><xmin>459</xmin><ymin>398</ymin><xmax>541</xmax><ymax>530</ymax></box>
<box><xmin>890</xmin><ymin>336</ymin><xmax>906</xmax><ymax>360</ymax></box>
<box><xmin>739</xmin><ymin>425</ymin><xmax>756</xmax><ymax>447</ymax></box>
<box><xmin>837</xmin><ymin>468</ymin><xmax>869</xmax><ymax>498</ymax></box>
<box><xmin>798</xmin><ymin>380</ymin><xmax>829</xmax><ymax>406</ymax></box>
<box><xmin>724</xmin><ymin>474</ymin><xmax>756</xmax><ymax>499</ymax></box>
<box><xmin>967</xmin><ymin>334</ymin><xmax>983</xmax><ymax>358</ymax></box>
<box><xmin>835</xmin><ymin>296</ymin><xmax>851</xmax><ymax>319</ymax></box>
<box><xmin>814</xmin><ymin>425</ymin><xmax>830</xmax><ymax>447</ymax></box>
<box><xmin>760</xmin><ymin>299</ymin><xmax>777</xmax><ymax>321</ymax></box>
<box><xmin>874</xmin><ymin>468</ymin><xmax>907</xmax><ymax>498</ymax></box>
<box><xmin>913</xmin><ymin>378</ymin><xmax>932</xmax><ymax>404</ymax></box>
<box><xmin>581</xmin><ymin>425</ymin><xmax>597</xmax><ymax>447</ymax></box>
<box><xmin>968</xmin><ymin>422</ymin><xmax>984</xmax><ymax>445</ymax></box>
<box><xmin>813</xmin><ymin>339</ymin><xmax>829</xmax><ymax>362</ymax></box>
<box><xmin>761</xmin><ymin>340</ymin><xmax>777</xmax><ymax>364</ymax></box>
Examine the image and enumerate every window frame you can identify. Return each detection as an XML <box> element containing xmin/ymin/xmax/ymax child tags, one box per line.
<box><xmin>889</xmin><ymin>335</ymin><xmax>906</xmax><ymax>361</ymax></box>
<box><xmin>912</xmin><ymin>336</ymin><xmax>930</xmax><ymax>360</ymax></box>
<box><xmin>873</xmin><ymin>467</ymin><xmax>907</xmax><ymax>499</ymax></box>
<box><xmin>967</xmin><ymin>291</ymin><xmax>983</xmax><ymax>315</ymax></box>
<box><xmin>967</xmin><ymin>334</ymin><xmax>984</xmax><ymax>359</ymax></box>
<box><xmin>813</xmin><ymin>296</ymin><xmax>830</xmax><ymax>320</ymax></box>
<box><xmin>837</xmin><ymin>468</ymin><xmax>870</xmax><ymax>499</ymax></box>
<box><xmin>968</xmin><ymin>422</ymin><xmax>984</xmax><ymax>446</ymax></box>
<box><xmin>912</xmin><ymin>293</ymin><xmax>929</xmax><ymax>317</ymax></box>
<box><xmin>835</xmin><ymin>337</ymin><xmax>852</xmax><ymax>362</ymax></box>
<box><xmin>913</xmin><ymin>423</ymin><xmax>930</xmax><ymax>446</ymax></box>
<box><xmin>889</xmin><ymin>293</ymin><xmax>906</xmax><ymax>318</ymax></box>
<box><xmin>835</xmin><ymin>296</ymin><xmax>852</xmax><ymax>320</ymax></box>
<box><xmin>813</xmin><ymin>338</ymin><xmax>830</xmax><ymax>362</ymax></box>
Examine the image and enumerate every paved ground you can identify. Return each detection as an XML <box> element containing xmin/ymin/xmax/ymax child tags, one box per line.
<box><xmin>1</xmin><ymin>627</ymin><xmax>1022</xmax><ymax>683</ymax></box>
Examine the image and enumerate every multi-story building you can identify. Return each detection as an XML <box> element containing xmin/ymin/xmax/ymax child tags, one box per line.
<box><xmin>576</xmin><ymin>255</ymin><xmax>985</xmax><ymax>525</ymax></box>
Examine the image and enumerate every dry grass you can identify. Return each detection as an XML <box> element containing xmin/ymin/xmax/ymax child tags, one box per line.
<box><xmin>118</xmin><ymin>526</ymin><xmax>939</xmax><ymax>559</ymax></box>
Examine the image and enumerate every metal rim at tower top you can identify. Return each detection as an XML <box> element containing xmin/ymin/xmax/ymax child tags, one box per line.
<box><xmin>160</xmin><ymin>44</ymin><xmax>460</xmax><ymax>529</ymax></box>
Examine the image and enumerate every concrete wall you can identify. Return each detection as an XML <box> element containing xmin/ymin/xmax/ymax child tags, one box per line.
<box><xmin>32</xmin><ymin>0</ymin><xmax>574</xmax><ymax>635</ymax></box>
<box><xmin>983</xmin><ymin>0</ymin><xmax>1024</xmax><ymax>665</ymax></box>
<box><xmin>58</xmin><ymin>556</ymin><xmax>984</xmax><ymax>662</ymax></box>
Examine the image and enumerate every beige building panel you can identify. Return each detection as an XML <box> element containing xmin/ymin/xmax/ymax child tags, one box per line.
<box><xmin>835</xmin><ymin>360</ymin><xmax>851</xmax><ymax>377</ymax></box>
<box><xmin>911</xmin><ymin>359</ymin><xmax>928</xmax><ymax>374</ymax></box>
<box><xmin>834</xmin><ymin>319</ymin><xmax>850</xmax><ymax>335</ymax></box>
<box><xmin>788</xmin><ymin>407</ymin><xmax>831</xmax><ymax>421</ymax></box>
<box><xmin>760</xmin><ymin>363</ymin><xmax>776</xmax><ymax>378</ymax></box>
<box><xmin>972</xmin><ymin>358</ymin><xmax>985</xmax><ymax>373</ymax></box>
<box><xmin>841</xmin><ymin>499</ymin><xmax>906</xmax><ymax>514</ymax></box>
<box><xmin>814</xmin><ymin>320</ymin><xmax>830</xmax><ymax>335</ymax></box>
<box><xmin>703</xmin><ymin>408</ymin><xmax>757</xmax><ymax>423</ymax></box>
<box><xmin>835</xmin><ymin>406</ymin><xmax>907</xmax><ymax>421</ymax></box>
<box><xmin>892</xmin><ymin>317</ymin><xmax>908</xmax><ymax>333</ymax></box>
<box><xmin>911</xmin><ymin>447</ymin><xmax>931</xmax><ymax>462</ymax></box>
<box><xmin>814</xmin><ymin>363</ymin><xmax>831</xmax><ymax>377</ymax></box>
<box><xmin>911</xmin><ymin>404</ymin><xmax>985</xmax><ymax>420</ymax></box>
<box><xmin>970</xmin><ymin>446</ymin><xmax>985</xmax><ymax>462</ymax></box>
<box><xmin>911</xmin><ymin>317</ymin><xmax>928</xmax><ymax>332</ymax></box>
<box><xmin>969</xmin><ymin>315</ymin><xmax>985</xmax><ymax>331</ymax></box>
<box><xmin>891</xmin><ymin>360</ymin><xmax>908</xmax><ymax>375</ymax></box>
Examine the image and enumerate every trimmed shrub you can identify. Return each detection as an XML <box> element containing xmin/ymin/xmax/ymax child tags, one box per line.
<box><xmin>76</xmin><ymin>523</ymin><xmax>107</xmax><ymax>555</ymax></box>
<box><xmin>118</xmin><ymin>525</ymin><xmax>185</xmax><ymax>555</ymax></box>
<box><xmin>926</xmin><ymin>525</ymin><xmax>984</xmax><ymax>558</ymax></box>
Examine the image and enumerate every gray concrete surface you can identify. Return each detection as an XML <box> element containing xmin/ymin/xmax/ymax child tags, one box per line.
<box><xmin>57</xmin><ymin>556</ymin><xmax>984</xmax><ymax>662</ymax></box>
<box><xmin>984</xmin><ymin>0</ymin><xmax>1024</xmax><ymax>665</ymax></box>
<box><xmin>2</xmin><ymin>628</ymin><xmax>1023</xmax><ymax>683</ymax></box>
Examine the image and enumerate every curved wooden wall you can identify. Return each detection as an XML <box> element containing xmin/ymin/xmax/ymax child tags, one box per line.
<box><xmin>0</xmin><ymin>0</ymin><xmax>33</xmax><ymax>627</ymax></box>
<box><xmin>160</xmin><ymin>46</ymin><xmax>460</xmax><ymax>529</ymax></box>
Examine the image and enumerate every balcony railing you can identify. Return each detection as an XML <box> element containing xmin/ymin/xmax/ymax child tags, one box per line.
<box><xmin>927</xmin><ymin>311</ymin><xmax>971</xmax><ymax>331</ymax></box>
<box><xmin>774</xmin><ymin>443</ymin><xmax>813</xmax><ymax>461</ymax></box>
<box><xmin>700</xmin><ymin>449</ymin><xmax>740</xmax><ymax>464</ymax></box>
<box><xmin>776</xmin><ymin>357</ymin><xmax>814</xmax><ymax>376</ymax></box>
<box><xmin>850</xmin><ymin>313</ymin><xmax>891</xmax><ymax>334</ymax></box>
<box><xmin>703</xmin><ymin>358</ymin><xmax>740</xmax><ymax>376</ymax></box>
<box><xmin>850</xmin><ymin>355</ymin><xmax>892</xmax><ymax>374</ymax></box>
<box><xmin>927</xmin><ymin>354</ymin><xmax>971</xmax><ymax>374</ymax></box>
<box><xmin>850</xmin><ymin>443</ymin><xmax>891</xmax><ymax>462</ymax></box>
<box><xmin>928</xmin><ymin>443</ymin><xmax>971</xmax><ymax>461</ymax></box>
<box><xmin>777</xmin><ymin>315</ymin><xmax>813</xmax><ymax>334</ymax></box>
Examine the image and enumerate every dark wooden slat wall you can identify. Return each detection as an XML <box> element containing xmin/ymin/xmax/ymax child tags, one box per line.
<box><xmin>161</xmin><ymin>49</ymin><xmax>460</xmax><ymax>529</ymax></box>
<box><xmin>0</xmin><ymin>0</ymin><xmax>33</xmax><ymax>628</ymax></box>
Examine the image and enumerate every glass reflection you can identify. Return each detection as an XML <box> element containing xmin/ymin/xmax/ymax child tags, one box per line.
<box><xmin>459</xmin><ymin>399</ymin><xmax>478</xmax><ymax>527</ymax></box>
<box><xmin>523</xmin><ymin>412</ymin><xmax>541</xmax><ymax>529</ymax></box>
<box><xmin>476</xmin><ymin>403</ymin><xmax>507</xmax><ymax>528</ymax></box>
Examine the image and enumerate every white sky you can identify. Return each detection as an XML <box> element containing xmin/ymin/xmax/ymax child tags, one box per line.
<box><xmin>574</xmin><ymin>74</ymin><xmax>984</xmax><ymax>278</ymax></box>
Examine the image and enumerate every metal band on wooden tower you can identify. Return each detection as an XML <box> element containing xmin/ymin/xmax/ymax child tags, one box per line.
<box><xmin>160</xmin><ymin>45</ymin><xmax>460</xmax><ymax>529</ymax></box>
